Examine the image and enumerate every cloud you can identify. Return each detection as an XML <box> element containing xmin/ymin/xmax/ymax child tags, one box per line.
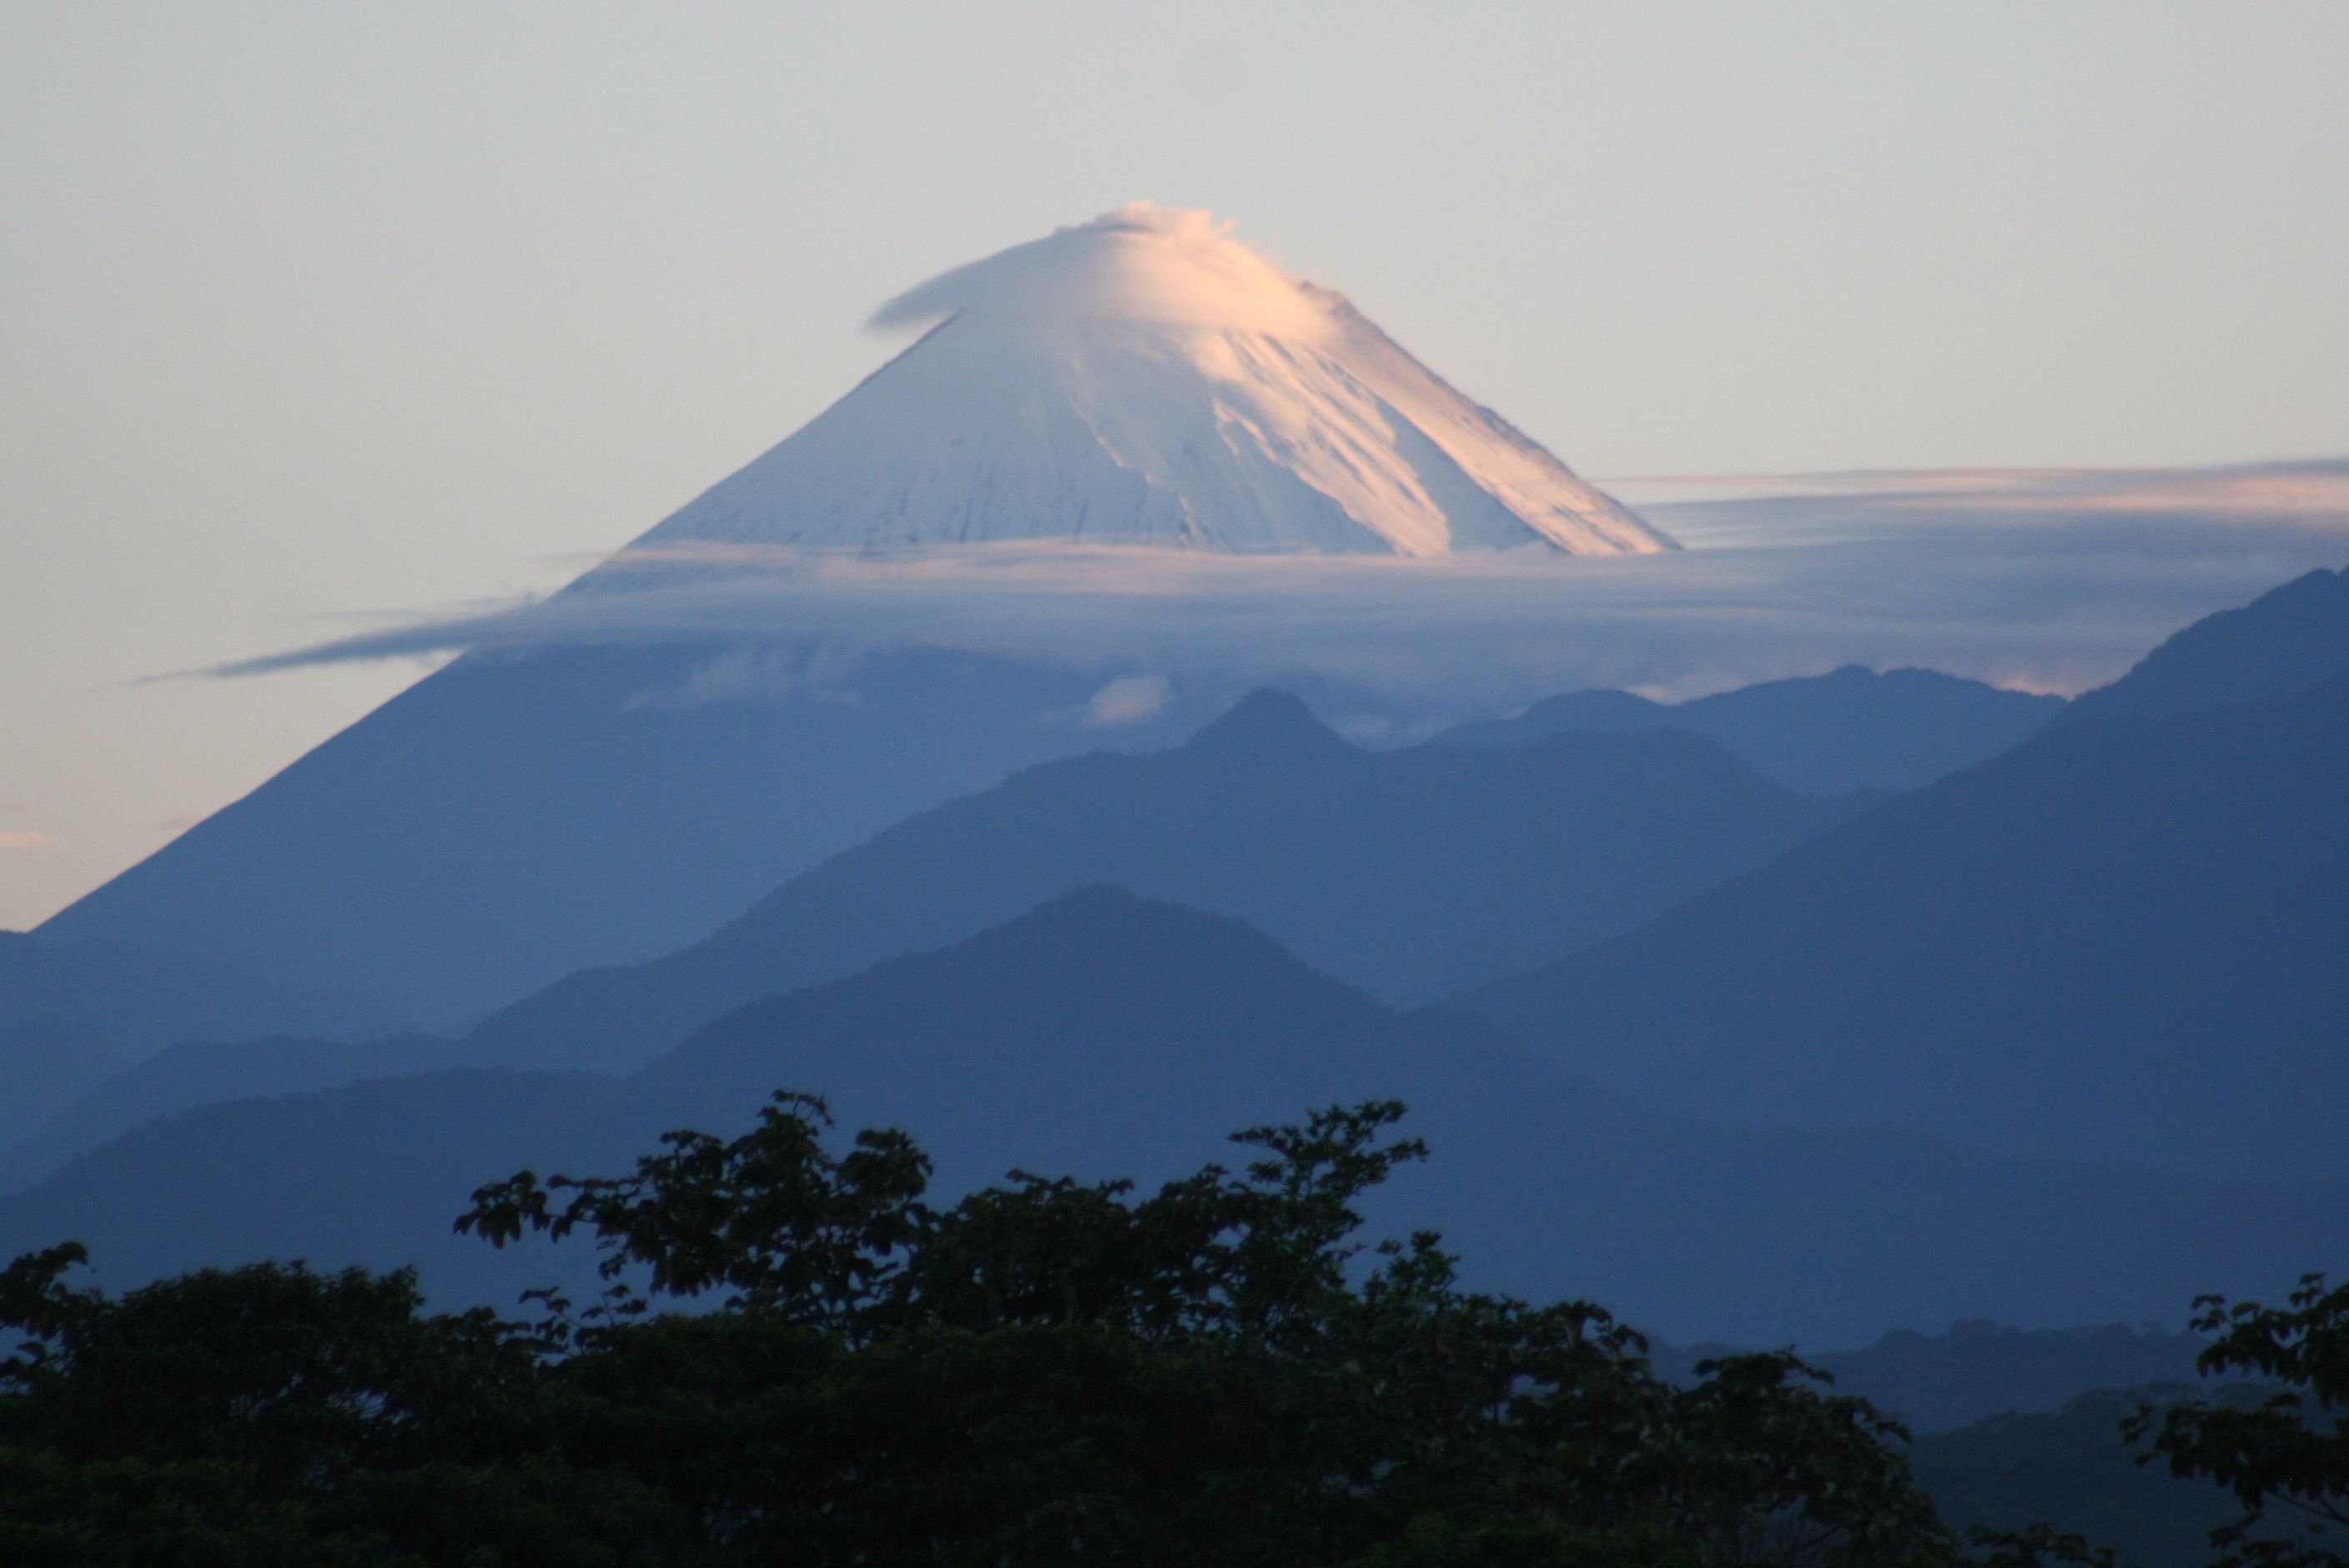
<box><xmin>624</xmin><ymin>643</ymin><xmax>866</xmax><ymax>708</ymax></box>
<box><xmin>0</xmin><ymin>831</ymin><xmax>52</xmax><ymax>850</ymax></box>
<box><xmin>196</xmin><ymin>460</ymin><xmax>2349</xmax><ymax>711</ymax></box>
<box><xmin>868</xmin><ymin>204</ymin><xmax>1325</xmax><ymax>339</ymax></box>
<box><xmin>1084</xmin><ymin>674</ymin><xmax>1174</xmax><ymax>727</ymax></box>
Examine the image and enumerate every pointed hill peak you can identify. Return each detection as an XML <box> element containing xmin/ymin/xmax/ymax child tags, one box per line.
<box><xmin>1179</xmin><ymin>689</ymin><xmax>1353</xmax><ymax>761</ymax></box>
<box><xmin>647</xmin><ymin>882</ymin><xmax>1394</xmax><ymax>1084</ymax></box>
<box><xmin>2070</xmin><ymin>564</ymin><xmax>2349</xmax><ymax>722</ymax></box>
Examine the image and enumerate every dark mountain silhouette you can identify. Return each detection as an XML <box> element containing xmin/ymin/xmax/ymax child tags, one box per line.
<box><xmin>1435</xmin><ymin>666</ymin><xmax>2064</xmax><ymax>793</ymax></box>
<box><xmin>1466</xmin><ymin>671</ymin><xmax>2349</xmax><ymax>1183</ymax></box>
<box><xmin>1912</xmin><ymin>1386</ymin><xmax>2257</xmax><ymax>1568</ymax></box>
<box><xmin>2065</xmin><ymin>562</ymin><xmax>2349</xmax><ymax>721</ymax></box>
<box><xmin>6</xmin><ymin>1065</ymin><xmax>632</xmax><ymax>1308</ymax></box>
<box><xmin>1652</xmin><ymin>1319</ymin><xmax>2207</xmax><ymax>1435</ymax></box>
<box><xmin>463</xmin><ymin>691</ymin><xmax>1865</xmax><ymax>1073</ymax></box>
<box><xmin>36</xmin><ymin>644</ymin><xmax>1215</xmax><ymax>1028</ymax></box>
<box><xmin>0</xmin><ymin>929</ymin><xmax>400</xmax><ymax>1154</ymax></box>
<box><xmin>3</xmin><ymin>888</ymin><xmax>2339</xmax><ymax>1349</ymax></box>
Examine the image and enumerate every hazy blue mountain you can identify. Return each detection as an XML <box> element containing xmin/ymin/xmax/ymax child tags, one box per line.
<box><xmin>0</xmin><ymin>1033</ymin><xmax>463</xmax><ymax>1192</ymax></box>
<box><xmin>1436</xmin><ymin>665</ymin><xmax>2065</xmax><ymax>793</ymax></box>
<box><xmin>0</xmin><ymin>929</ymin><xmax>401</xmax><ymax>1153</ymax></box>
<box><xmin>1912</xmin><ymin>1386</ymin><xmax>2266</xmax><ymax>1568</ymax></box>
<box><xmin>2066</xmin><ymin>562</ymin><xmax>2349</xmax><ymax>721</ymax></box>
<box><xmin>1653</xmin><ymin>1319</ymin><xmax>2207</xmax><ymax>1435</ymax></box>
<box><xmin>0</xmin><ymin>929</ymin><xmax>393</xmax><ymax>1051</ymax></box>
<box><xmin>35</xmin><ymin>644</ymin><xmax>1217</xmax><ymax>1028</ymax></box>
<box><xmin>1467</xmin><ymin>673</ymin><xmax>2349</xmax><ymax>1183</ymax></box>
<box><xmin>464</xmin><ymin>691</ymin><xmax>1865</xmax><ymax>1073</ymax></box>
<box><xmin>3</xmin><ymin>888</ymin><xmax>2339</xmax><ymax>1349</ymax></box>
<box><xmin>6</xmin><ymin>1065</ymin><xmax>633</xmax><ymax>1309</ymax></box>
<box><xmin>1811</xmin><ymin>1321</ymin><xmax>2206</xmax><ymax>1435</ymax></box>
<box><xmin>0</xmin><ymin>1016</ymin><xmax>129</xmax><ymax>1152</ymax></box>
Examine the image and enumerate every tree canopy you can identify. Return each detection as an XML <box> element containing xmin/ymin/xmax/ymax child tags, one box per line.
<box><xmin>0</xmin><ymin>1089</ymin><xmax>2321</xmax><ymax>1565</ymax></box>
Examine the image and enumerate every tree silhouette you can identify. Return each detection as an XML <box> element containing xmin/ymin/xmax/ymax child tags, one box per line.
<box><xmin>2130</xmin><ymin>1274</ymin><xmax>2349</xmax><ymax>1566</ymax></box>
<box><xmin>3</xmin><ymin>1093</ymin><xmax>1974</xmax><ymax>1563</ymax></box>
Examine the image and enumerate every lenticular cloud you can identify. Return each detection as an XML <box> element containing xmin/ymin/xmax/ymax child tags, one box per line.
<box><xmin>869</xmin><ymin>204</ymin><xmax>1327</xmax><ymax>337</ymax></box>
<box><xmin>210</xmin><ymin>461</ymin><xmax>2349</xmax><ymax>706</ymax></box>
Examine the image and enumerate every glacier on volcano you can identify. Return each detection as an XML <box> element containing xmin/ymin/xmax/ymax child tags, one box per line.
<box><xmin>626</xmin><ymin>203</ymin><xmax>1668</xmax><ymax>560</ymax></box>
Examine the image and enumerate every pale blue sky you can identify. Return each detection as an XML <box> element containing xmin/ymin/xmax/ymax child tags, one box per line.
<box><xmin>3</xmin><ymin>1</ymin><xmax>2346</xmax><ymax>926</ymax></box>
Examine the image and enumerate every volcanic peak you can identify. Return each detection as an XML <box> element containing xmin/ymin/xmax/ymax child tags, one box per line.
<box><xmin>626</xmin><ymin>204</ymin><xmax>1669</xmax><ymax>560</ymax></box>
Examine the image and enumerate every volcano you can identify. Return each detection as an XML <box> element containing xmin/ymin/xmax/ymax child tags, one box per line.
<box><xmin>629</xmin><ymin>204</ymin><xmax>1664</xmax><ymax>560</ymax></box>
<box><xmin>41</xmin><ymin>208</ymin><xmax>1662</xmax><ymax>1026</ymax></box>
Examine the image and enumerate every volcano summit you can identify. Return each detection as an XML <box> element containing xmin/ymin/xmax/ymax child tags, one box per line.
<box><xmin>629</xmin><ymin>204</ymin><xmax>1667</xmax><ymax>560</ymax></box>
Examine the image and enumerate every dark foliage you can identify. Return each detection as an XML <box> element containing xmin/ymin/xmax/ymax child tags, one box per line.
<box><xmin>3</xmin><ymin>1095</ymin><xmax>1965</xmax><ymax>1565</ymax></box>
<box><xmin>1913</xmin><ymin>1388</ymin><xmax>2245</xmax><ymax>1567</ymax></box>
<box><xmin>2130</xmin><ymin>1275</ymin><xmax>2349</xmax><ymax>1566</ymax></box>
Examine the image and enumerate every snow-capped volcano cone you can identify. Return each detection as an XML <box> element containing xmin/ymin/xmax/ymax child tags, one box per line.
<box><xmin>632</xmin><ymin>204</ymin><xmax>1669</xmax><ymax>559</ymax></box>
<box><xmin>41</xmin><ymin>208</ymin><xmax>1671</xmax><ymax>1030</ymax></box>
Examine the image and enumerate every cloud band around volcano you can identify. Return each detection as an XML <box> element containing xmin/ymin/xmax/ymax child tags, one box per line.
<box><xmin>206</xmin><ymin>461</ymin><xmax>2349</xmax><ymax>712</ymax></box>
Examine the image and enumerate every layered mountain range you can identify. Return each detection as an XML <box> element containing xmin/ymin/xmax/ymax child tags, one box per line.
<box><xmin>1466</xmin><ymin>566</ymin><xmax>2349</xmax><ymax>1183</ymax></box>
<box><xmin>3</xmin><ymin>565</ymin><xmax>2344</xmax><ymax>1356</ymax></box>
<box><xmin>8</xmin><ymin>887</ymin><xmax>2339</xmax><ymax>1349</ymax></box>
<box><xmin>7</xmin><ymin>204</ymin><xmax>2344</xmax><ymax>1369</ymax></box>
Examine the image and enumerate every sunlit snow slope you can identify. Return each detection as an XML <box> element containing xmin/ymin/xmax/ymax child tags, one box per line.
<box><xmin>633</xmin><ymin>204</ymin><xmax>1667</xmax><ymax>559</ymax></box>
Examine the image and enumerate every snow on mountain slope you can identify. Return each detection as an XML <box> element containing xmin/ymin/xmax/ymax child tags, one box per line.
<box><xmin>631</xmin><ymin>204</ymin><xmax>1667</xmax><ymax>560</ymax></box>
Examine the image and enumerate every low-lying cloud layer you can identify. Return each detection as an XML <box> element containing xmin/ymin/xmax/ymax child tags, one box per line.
<box><xmin>211</xmin><ymin>461</ymin><xmax>2349</xmax><ymax>712</ymax></box>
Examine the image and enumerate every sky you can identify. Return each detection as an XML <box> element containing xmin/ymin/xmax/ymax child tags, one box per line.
<box><xmin>4</xmin><ymin>1</ymin><xmax>2347</xmax><ymax>927</ymax></box>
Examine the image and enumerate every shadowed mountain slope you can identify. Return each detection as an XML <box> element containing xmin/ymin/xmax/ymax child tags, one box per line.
<box><xmin>0</xmin><ymin>1033</ymin><xmax>465</xmax><ymax>1192</ymax></box>
<box><xmin>3</xmin><ymin>889</ymin><xmax>2338</xmax><ymax>1349</ymax></box>
<box><xmin>0</xmin><ymin>1016</ymin><xmax>128</xmax><ymax>1153</ymax></box>
<box><xmin>0</xmin><ymin>929</ymin><xmax>400</xmax><ymax>1152</ymax></box>
<box><xmin>1466</xmin><ymin>671</ymin><xmax>2349</xmax><ymax>1183</ymax></box>
<box><xmin>1436</xmin><ymin>665</ymin><xmax>2064</xmax><ymax>794</ymax></box>
<box><xmin>464</xmin><ymin>691</ymin><xmax>1865</xmax><ymax>1073</ymax></box>
<box><xmin>2065</xmin><ymin>562</ymin><xmax>2349</xmax><ymax>721</ymax></box>
<box><xmin>1653</xmin><ymin>1319</ymin><xmax>2208</xmax><ymax>1435</ymax></box>
<box><xmin>1911</xmin><ymin>1387</ymin><xmax>2259</xmax><ymax>1568</ymax></box>
<box><xmin>0</xmin><ymin>930</ymin><xmax>392</xmax><ymax>1053</ymax></box>
<box><xmin>38</xmin><ymin>645</ymin><xmax>1211</xmax><ymax>1028</ymax></box>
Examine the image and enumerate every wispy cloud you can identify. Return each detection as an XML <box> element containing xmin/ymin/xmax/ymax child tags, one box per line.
<box><xmin>0</xmin><ymin>831</ymin><xmax>53</xmax><ymax>850</ymax></box>
<box><xmin>1082</xmin><ymin>673</ymin><xmax>1174</xmax><ymax>726</ymax></box>
<box><xmin>194</xmin><ymin>460</ymin><xmax>2349</xmax><ymax>709</ymax></box>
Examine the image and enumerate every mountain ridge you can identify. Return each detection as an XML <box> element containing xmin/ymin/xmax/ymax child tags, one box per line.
<box><xmin>2064</xmin><ymin>562</ymin><xmax>2349</xmax><ymax>721</ymax></box>
<box><xmin>5</xmin><ymin>887</ymin><xmax>2340</xmax><ymax>1349</ymax></box>
<box><xmin>1464</xmin><ymin>665</ymin><xmax>2349</xmax><ymax>1182</ymax></box>
<box><xmin>459</xmin><ymin>691</ymin><xmax>1864</xmax><ymax>1073</ymax></box>
<box><xmin>1436</xmin><ymin>665</ymin><xmax>2065</xmax><ymax>795</ymax></box>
